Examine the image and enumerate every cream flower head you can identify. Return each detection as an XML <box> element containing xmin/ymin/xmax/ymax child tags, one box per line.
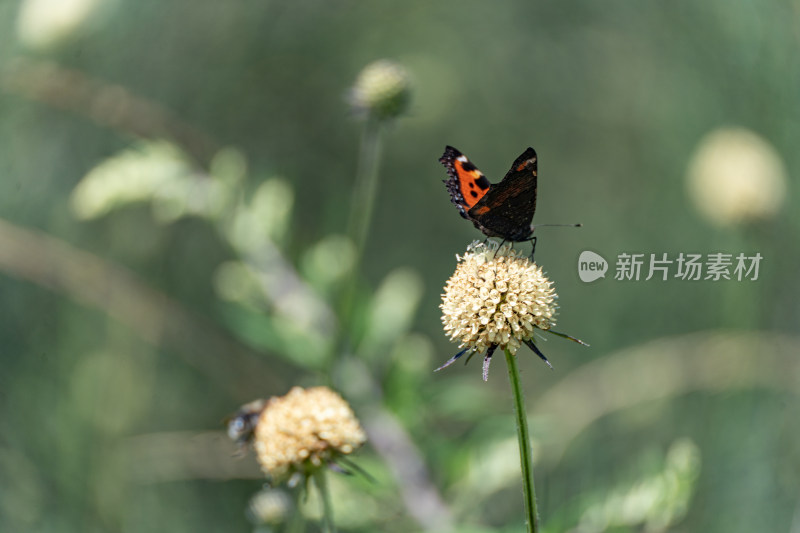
<box><xmin>439</xmin><ymin>241</ymin><xmax>584</xmax><ymax>380</ymax></box>
<box><xmin>251</xmin><ymin>387</ymin><xmax>367</xmax><ymax>483</ymax></box>
<box><xmin>687</xmin><ymin>127</ymin><xmax>786</xmax><ymax>226</ymax></box>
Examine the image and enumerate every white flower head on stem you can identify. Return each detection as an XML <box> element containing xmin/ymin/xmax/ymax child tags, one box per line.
<box><xmin>439</xmin><ymin>241</ymin><xmax>584</xmax><ymax>380</ymax></box>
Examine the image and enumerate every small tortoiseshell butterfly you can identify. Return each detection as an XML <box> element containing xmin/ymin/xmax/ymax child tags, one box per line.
<box><xmin>440</xmin><ymin>146</ymin><xmax>538</xmax><ymax>242</ymax></box>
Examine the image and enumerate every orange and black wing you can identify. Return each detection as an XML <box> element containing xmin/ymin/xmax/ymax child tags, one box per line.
<box><xmin>468</xmin><ymin>147</ymin><xmax>537</xmax><ymax>241</ymax></box>
<box><xmin>440</xmin><ymin>146</ymin><xmax>491</xmax><ymax>220</ymax></box>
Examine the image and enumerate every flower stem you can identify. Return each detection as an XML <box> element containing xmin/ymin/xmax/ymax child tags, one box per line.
<box><xmin>504</xmin><ymin>347</ymin><xmax>539</xmax><ymax>533</ymax></box>
<box><xmin>286</xmin><ymin>489</ymin><xmax>306</xmax><ymax>533</ymax></box>
<box><xmin>313</xmin><ymin>469</ymin><xmax>336</xmax><ymax>533</ymax></box>
<box><xmin>347</xmin><ymin>116</ymin><xmax>382</xmax><ymax>261</ymax></box>
<box><xmin>329</xmin><ymin>116</ymin><xmax>383</xmax><ymax>374</ymax></box>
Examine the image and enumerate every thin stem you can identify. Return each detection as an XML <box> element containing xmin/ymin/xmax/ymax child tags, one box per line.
<box><xmin>313</xmin><ymin>469</ymin><xmax>336</xmax><ymax>533</ymax></box>
<box><xmin>504</xmin><ymin>347</ymin><xmax>539</xmax><ymax>533</ymax></box>
<box><xmin>328</xmin><ymin>117</ymin><xmax>383</xmax><ymax>377</ymax></box>
<box><xmin>341</xmin><ymin>117</ymin><xmax>382</xmax><ymax>324</ymax></box>
<box><xmin>285</xmin><ymin>486</ymin><xmax>306</xmax><ymax>533</ymax></box>
<box><xmin>347</xmin><ymin>116</ymin><xmax>383</xmax><ymax>259</ymax></box>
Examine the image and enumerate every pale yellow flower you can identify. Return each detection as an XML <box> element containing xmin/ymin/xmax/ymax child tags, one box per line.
<box><xmin>252</xmin><ymin>387</ymin><xmax>366</xmax><ymax>483</ymax></box>
<box><xmin>687</xmin><ymin>127</ymin><xmax>786</xmax><ymax>226</ymax></box>
<box><xmin>439</xmin><ymin>241</ymin><xmax>585</xmax><ymax>380</ymax></box>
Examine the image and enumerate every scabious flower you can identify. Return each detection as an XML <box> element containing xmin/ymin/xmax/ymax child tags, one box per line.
<box><xmin>686</xmin><ymin>127</ymin><xmax>786</xmax><ymax>226</ymax></box>
<box><xmin>246</xmin><ymin>387</ymin><xmax>367</xmax><ymax>484</ymax></box>
<box><xmin>439</xmin><ymin>241</ymin><xmax>582</xmax><ymax>380</ymax></box>
<box><xmin>349</xmin><ymin>59</ymin><xmax>411</xmax><ymax>120</ymax></box>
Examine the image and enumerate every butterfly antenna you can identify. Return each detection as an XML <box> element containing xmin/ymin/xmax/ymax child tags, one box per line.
<box><xmin>530</xmin><ymin>223</ymin><xmax>582</xmax><ymax>229</ymax></box>
<box><xmin>527</xmin><ymin>224</ymin><xmax>581</xmax><ymax>260</ymax></box>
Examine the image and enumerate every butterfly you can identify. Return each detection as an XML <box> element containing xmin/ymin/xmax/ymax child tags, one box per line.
<box><xmin>440</xmin><ymin>146</ymin><xmax>538</xmax><ymax>242</ymax></box>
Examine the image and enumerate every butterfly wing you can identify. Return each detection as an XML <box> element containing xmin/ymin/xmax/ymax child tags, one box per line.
<box><xmin>440</xmin><ymin>146</ymin><xmax>491</xmax><ymax>220</ymax></box>
<box><xmin>467</xmin><ymin>147</ymin><xmax>537</xmax><ymax>241</ymax></box>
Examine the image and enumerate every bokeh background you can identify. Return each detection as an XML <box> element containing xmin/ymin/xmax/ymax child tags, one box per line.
<box><xmin>1</xmin><ymin>1</ymin><xmax>799</xmax><ymax>532</ymax></box>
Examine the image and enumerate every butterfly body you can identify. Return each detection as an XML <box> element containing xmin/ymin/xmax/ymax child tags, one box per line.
<box><xmin>440</xmin><ymin>146</ymin><xmax>538</xmax><ymax>241</ymax></box>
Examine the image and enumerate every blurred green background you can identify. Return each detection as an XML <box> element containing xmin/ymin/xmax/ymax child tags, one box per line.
<box><xmin>1</xmin><ymin>1</ymin><xmax>798</xmax><ymax>532</ymax></box>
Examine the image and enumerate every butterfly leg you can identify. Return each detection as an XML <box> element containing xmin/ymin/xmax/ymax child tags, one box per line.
<box><xmin>490</xmin><ymin>238</ymin><xmax>507</xmax><ymax>259</ymax></box>
<box><xmin>527</xmin><ymin>236</ymin><xmax>538</xmax><ymax>261</ymax></box>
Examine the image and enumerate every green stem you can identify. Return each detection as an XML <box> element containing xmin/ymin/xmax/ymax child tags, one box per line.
<box><xmin>504</xmin><ymin>347</ymin><xmax>539</xmax><ymax>533</ymax></box>
<box><xmin>328</xmin><ymin>117</ymin><xmax>383</xmax><ymax>376</ymax></box>
<box><xmin>313</xmin><ymin>469</ymin><xmax>336</xmax><ymax>533</ymax></box>
<box><xmin>285</xmin><ymin>488</ymin><xmax>306</xmax><ymax>533</ymax></box>
<box><xmin>343</xmin><ymin>116</ymin><xmax>382</xmax><ymax>315</ymax></box>
<box><xmin>347</xmin><ymin>116</ymin><xmax>383</xmax><ymax>258</ymax></box>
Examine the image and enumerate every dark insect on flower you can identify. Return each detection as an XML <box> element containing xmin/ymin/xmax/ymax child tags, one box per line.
<box><xmin>226</xmin><ymin>399</ymin><xmax>267</xmax><ymax>449</ymax></box>
<box><xmin>440</xmin><ymin>145</ymin><xmax>538</xmax><ymax>242</ymax></box>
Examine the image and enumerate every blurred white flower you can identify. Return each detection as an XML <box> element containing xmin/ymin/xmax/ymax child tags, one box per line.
<box><xmin>16</xmin><ymin>0</ymin><xmax>108</xmax><ymax>50</ymax></box>
<box><xmin>247</xmin><ymin>488</ymin><xmax>291</xmax><ymax>526</ymax></box>
<box><xmin>686</xmin><ymin>127</ymin><xmax>786</xmax><ymax>226</ymax></box>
